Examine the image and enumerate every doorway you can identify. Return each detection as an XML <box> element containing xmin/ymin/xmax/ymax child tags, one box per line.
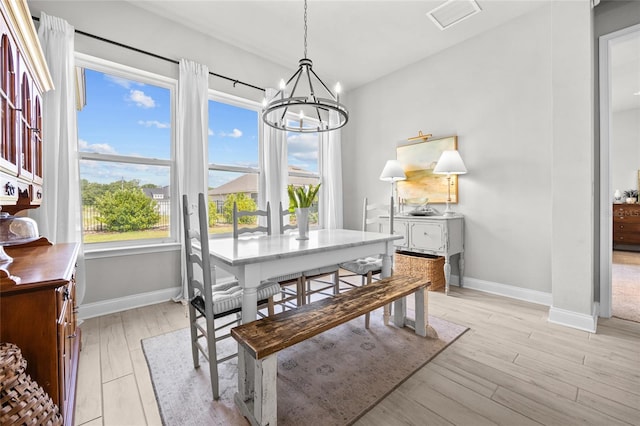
<box><xmin>599</xmin><ymin>24</ymin><xmax>640</xmax><ymax>321</ymax></box>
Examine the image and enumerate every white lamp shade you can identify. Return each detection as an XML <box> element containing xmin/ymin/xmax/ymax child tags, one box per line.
<box><xmin>379</xmin><ymin>160</ymin><xmax>407</xmax><ymax>182</ymax></box>
<box><xmin>433</xmin><ymin>150</ymin><xmax>467</xmax><ymax>175</ymax></box>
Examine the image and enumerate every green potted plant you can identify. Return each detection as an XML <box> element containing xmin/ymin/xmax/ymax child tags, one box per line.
<box><xmin>287</xmin><ymin>184</ymin><xmax>321</xmax><ymax>240</ymax></box>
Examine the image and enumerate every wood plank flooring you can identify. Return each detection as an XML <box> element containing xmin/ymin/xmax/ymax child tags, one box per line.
<box><xmin>75</xmin><ymin>284</ymin><xmax>640</xmax><ymax>426</ymax></box>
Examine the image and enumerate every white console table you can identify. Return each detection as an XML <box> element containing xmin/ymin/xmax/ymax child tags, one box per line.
<box><xmin>381</xmin><ymin>214</ymin><xmax>465</xmax><ymax>295</ymax></box>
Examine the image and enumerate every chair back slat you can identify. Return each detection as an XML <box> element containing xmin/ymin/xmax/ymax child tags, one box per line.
<box><xmin>233</xmin><ymin>201</ymin><xmax>272</xmax><ymax>238</ymax></box>
<box><xmin>182</xmin><ymin>194</ymin><xmax>216</xmax><ymax>305</ymax></box>
<box><xmin>362</xmin><ymin>197</ymin><xmax>392</xmax><ymax>233</ymax></box>
<box><xmin>279</xmin><ymin>202</ymin><xmax>297</xmax><ymax>234</ymax></box>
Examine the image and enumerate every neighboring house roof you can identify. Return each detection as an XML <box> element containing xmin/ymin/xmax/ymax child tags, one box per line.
<box><xmin>208</xmin><ymin>166</ymin><xmax>318</xmax><ymax>198</ymax></box>
<box><xmin>209</xmin><ymin>173</ymin><xmax>258</xmax><ymax>197</ymax></box>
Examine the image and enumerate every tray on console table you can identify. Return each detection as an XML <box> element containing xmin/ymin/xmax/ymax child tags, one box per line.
<box><xmin>0</xmin><ymin>242</ymin><xmax>80</xmax><ymax>426</ymax></box>
<box><xmin>382</xmin><ymin>214</ymin><xmax>465</xmax><ymax>295</ymax></box>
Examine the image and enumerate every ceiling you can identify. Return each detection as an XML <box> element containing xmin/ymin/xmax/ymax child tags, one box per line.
<box><xmin>127</xmin><ymin>0</ymin><xmax>546</xmax><ymax>91</ymax></box>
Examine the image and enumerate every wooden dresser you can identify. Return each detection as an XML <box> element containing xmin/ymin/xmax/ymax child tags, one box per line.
<box><xmin>0</xmin><ymin>241</ymin><xmax>80</xmax><ymax>426</ymax></box>
<box><xmin>613</xmin><ymin>203</ymin><xmax>640</xmax><ymax>247</ymax></box>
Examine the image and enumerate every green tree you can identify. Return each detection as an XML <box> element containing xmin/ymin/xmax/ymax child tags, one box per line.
<box><xmin>208</xmin><ymin>200</ymin><xmax>219</xmax><ymax>226</ymax></box>
<box><xmin>222</xmin><ymin>193</ymin><xmax>257</xmax><ymax>224</ymax></box>
<box><xmin>81</xmin><ymin>179</ymin><xmax>144</xmax><ymax>206</ymax></box>
<box><xmin>95</xmin><ymin>188</ymin><xmax>160</xmax><ymax>232</ymax></box>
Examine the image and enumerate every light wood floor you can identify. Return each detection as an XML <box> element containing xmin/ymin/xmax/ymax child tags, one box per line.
<box><xmin>75</xmin><ymin>285</ymin><xmax>640</xmax><ymax>426</ymax></box>
<box><xmin>612</xmin><ymin>250</ymin><xmax>640</xmax><ymax>322</ymax></box>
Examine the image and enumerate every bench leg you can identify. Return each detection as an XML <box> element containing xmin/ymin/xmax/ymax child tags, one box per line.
<box><xmin>235</xmin><ymin>354</ymin><xmax>278</xmax><ymax>426</ymax></box>
<box><xmin>254</xmin><ymin>355</ymin><xmax>278</xmax><ymax>426</ymax></box>
<box><xmin>414</xmin><ymin>287</ymin><xmax>438</xmax><ymax>338</ymax></box>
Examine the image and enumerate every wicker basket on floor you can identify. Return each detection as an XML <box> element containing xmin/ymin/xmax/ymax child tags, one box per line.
<box><xmin>394</xmin><ymin>251</ymin><xmax>445</xmax><ymax>292</ymax></box>
<box><xmin>0</xmin><ymin>342</ymin><xmax>63</xmax><ymax>426</ymax></box>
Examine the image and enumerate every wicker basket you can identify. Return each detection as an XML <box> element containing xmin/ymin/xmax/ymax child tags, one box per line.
<box><xmin>394</xmin><ymin>251</ymin><xmax>445</xmax><ymax>292</ymax></box>
<box><xmin>0</xmin><ymin>342</ymin><xmax>63</xmax><ymax>426</ymax></box>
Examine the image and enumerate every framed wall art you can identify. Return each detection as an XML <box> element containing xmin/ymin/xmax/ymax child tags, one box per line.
<box><xmin>396</xmin><ymin>135</ymin><xmax>458</xmax><ymax>204</ymax></box>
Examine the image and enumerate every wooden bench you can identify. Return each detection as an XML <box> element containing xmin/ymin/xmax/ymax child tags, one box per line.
<box><xmin>231</xmin><ymin>274</ymin><xmax>438</xmax><ymax>426</ymax></box>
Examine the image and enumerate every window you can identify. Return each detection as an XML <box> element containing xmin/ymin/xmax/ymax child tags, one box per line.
<box><xmin>207</xmin><ymin>93</ymin><xmax>260</xmax><ymax>235</ymax></box>
<box><xmin>286</xmin><ymin>118</ymin><xmax>321</xmax><ymax>228</ymax></box>
<box><xmin>76</xmin><ymin>55</ymin><xmax>175</xmax><ymax>246</ymax></box>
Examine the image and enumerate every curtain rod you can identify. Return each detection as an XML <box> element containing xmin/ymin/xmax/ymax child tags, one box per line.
<box><xmin>32</xmin><ymin>16</ymin><xmax>266</xmax><ymax>93</ymax></box>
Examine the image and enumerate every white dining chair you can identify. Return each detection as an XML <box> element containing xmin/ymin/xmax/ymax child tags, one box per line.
<box><xmin>339</xmin><ymin>198</ymin><xmax>392</xmax><ymax>327</ymax></box>
<box><xmin>182</xmin><ymin>193</ymin><xmax>280</xmax><ymax>399</ymax></box>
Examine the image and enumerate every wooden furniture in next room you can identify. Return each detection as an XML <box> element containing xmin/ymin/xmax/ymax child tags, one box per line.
<box><xmin>613</xmin><ymin>203</ymin><xmax>640</xmax><ymax>248</ymax></box>
<box><xmin>0</xmin><ymin>241</ymin><xmax>80</xmax><ymax>426</ymax></box>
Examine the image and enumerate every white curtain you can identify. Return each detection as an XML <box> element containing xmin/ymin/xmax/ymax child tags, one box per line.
<box><xmin>320</xmin><ymin>111</ymin><xmax>343</xmax><ymax>229</ymax></box>
<box><xmin>259</xmin><ymin>88</ymin><xmax>288</xmax><ymax>234</ymax></box>
<box><xmin>30</xmin><ymin>13</ymin><xmax>86</xmax><ymax>304</ymax></box>
<box><xmin>175</xmin><ymin>59</ymin><xmax>209</xmax><ymax>301</ymax></box>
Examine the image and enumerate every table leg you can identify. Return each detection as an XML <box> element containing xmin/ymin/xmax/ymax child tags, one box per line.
<box><xmin>239</xmin><ymin>267</ymin><xmax>259</xmax><ymax>404</ymax></box>
<box><xmin>380</xmin><ymin>251</ymin><xmax>392</xmax><ymax>325</ymax></box>
<box><xmin>444</xmin><ymin>255</ymin><xmax>452</xmax><ymax>296</ymax></box>
<box><xmin>458</xmin><ymin>252</ymin><xmax>465</xmax><ymax>288</ymax></box>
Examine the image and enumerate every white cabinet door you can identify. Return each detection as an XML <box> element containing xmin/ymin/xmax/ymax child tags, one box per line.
<box><xmin>409</xmin><ymin>222</ymin><xmax>445</xmax><ymax>253</ymax></box>
<box><xmin>381</xmin><ymin>220</ymin><xmax>409</xmax><ymax>248</ymax></box>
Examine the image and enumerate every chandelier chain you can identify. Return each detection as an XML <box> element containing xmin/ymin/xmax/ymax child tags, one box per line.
<box><xmin>303</xmin><ymin>0</ymin><xmax>308</xmax><ymax>59</ymax></box>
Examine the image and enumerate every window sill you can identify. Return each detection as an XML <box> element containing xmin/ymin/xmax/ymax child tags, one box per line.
<box><xmin>84</xmin><ymin>242</ymin><xmax>181</xmax><ymax>260</ymax></box>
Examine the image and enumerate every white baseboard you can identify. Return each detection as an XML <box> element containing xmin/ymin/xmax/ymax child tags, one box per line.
<box><xmin>453</xmin><ymin>275</ymin><xmax>553</xmax><ymax>306</ymax></box>
<box><xmin>548</xmin><ymin>302</ymin><xmax>598</xmax><ymax>333</ymax></box>
<box><xmin>78</xmin><ymin>287</ymin><xmax>181</xmax><ymax>320</ymax></box>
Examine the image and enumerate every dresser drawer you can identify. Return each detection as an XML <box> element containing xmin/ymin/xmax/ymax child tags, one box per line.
<box><xmin>409</xmin><ymin>222</ymin><xmax>445</xmax><ymax>252</ymax></box>
<box><xmin>613</xmin><ymin>205</ymin><xmax>640</xmax><ymax>222</ymax></box>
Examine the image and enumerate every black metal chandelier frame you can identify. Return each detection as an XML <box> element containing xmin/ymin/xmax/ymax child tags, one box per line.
<box><xmin>261</xmin><ymin>1</ymin><xmax>349</xmax><ymax>133</ymax></box>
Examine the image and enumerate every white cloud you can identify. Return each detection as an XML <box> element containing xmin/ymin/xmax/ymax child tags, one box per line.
<box><xmin>218</xmin><ymin>128</ymin><xmax>243</xmax><ymax>138</ymax></box>
<box><xmin>78</xmin><ymin>139</ymin><xmax>117</xmax><ymax>155</ymax></box>
<box><xmin>287</xmin><ymin>133</ymin><xmax>318</xmax><ymax>162</ymax></box>
<box><xmin>138</xmin><ymin>120</ymin><xmax>170</xmax><ymax>129</ymax></box>
<box><xmin>208</xmin><ymin>128</ymin><xmax>214</xmax><ymax>136</ymax></box>
<box><xmin>128</xmin><ymin>89</ymin><xmax>155</xmax><ymax>108</ymax></box>
<box><xmin>104</xmin><ymin>75</ymin><xmax>138</xmax><ymax>89</ymax></box>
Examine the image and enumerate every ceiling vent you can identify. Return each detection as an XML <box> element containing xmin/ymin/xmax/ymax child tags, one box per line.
<box><xmin>427</xmin><ymin>0</ymin><xmax>482</xmax><ymax>31</ymax></box>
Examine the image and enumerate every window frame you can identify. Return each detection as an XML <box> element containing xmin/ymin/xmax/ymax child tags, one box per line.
<box><xmin>75</xmin><ymin>53</ymin><xmax>178</xmax><ymax>251</ymax></box>
<box><xmin>207</xmin><ymin>90</ymin><xmax>263</xmax><ymax>236</ymax></box>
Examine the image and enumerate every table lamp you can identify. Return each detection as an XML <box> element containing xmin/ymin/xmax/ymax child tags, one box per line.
<box><xmin>380</xmin><ymin>159</ymin><xmax>406</xmax><ymax>218</ymax></box>
<box><xmin>433</xmin><ymin>150</ymin><xmax>467</xmax><ymax>216</ymax></box>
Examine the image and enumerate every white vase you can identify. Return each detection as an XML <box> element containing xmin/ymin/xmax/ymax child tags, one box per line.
<box><xmin>295</xmin><ymin>207</ymin><xmax>310</xmax><ymax>240</ymax></box>
<box><xmin>626</xmin><ymin>197</ymin><xmax>637</xmax><ymax>204</ymax></box>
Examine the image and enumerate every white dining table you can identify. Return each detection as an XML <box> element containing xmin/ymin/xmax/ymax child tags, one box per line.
<box><xmin>206</xmin><ymin>228</ymin><xmax>402</xmax><ymax>419</ymax></box>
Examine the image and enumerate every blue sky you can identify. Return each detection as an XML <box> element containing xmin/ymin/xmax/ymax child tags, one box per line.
<box><xmin>78</xmin><ymin>68</ymin><xmax>318</xmax><ymax>188</ymax></box>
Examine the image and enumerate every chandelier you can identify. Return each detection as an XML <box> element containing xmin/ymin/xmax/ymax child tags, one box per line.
<box><xmin>262</xmin><ymin>0</ymin><xmax>348</xmax><ymax>133</ymax></box>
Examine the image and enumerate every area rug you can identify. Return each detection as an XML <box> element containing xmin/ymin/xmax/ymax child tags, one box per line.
<box><xmin>142</xmin><ymin>311</ymin><xmax>468</xmax><ymax>426</ymax></box>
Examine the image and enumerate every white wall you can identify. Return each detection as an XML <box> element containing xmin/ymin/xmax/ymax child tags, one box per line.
<box><xmin>27</xmin><ymin>0</ymin><xmax>291</xmax><ymax>311</ymax></box>
<box><xmin>343</xmin><ymin>5</ymin><xmax>554</xmax><ymax>294</ymax></box>
<box><xmin>612</xmin><ymin>108</ymin><xmax>640</xmax><ymax>194</ymax></box>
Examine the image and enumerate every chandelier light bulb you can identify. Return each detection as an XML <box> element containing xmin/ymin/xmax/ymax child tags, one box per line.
<box><xmin>279</xmin><ymin>79</ymin><xmax>286</xmax><ymax>90</ymax></box>
<box><xmin>335</xmin><ymin>82</ymin><xmax>341</xmax><ymax>94</ymax></box>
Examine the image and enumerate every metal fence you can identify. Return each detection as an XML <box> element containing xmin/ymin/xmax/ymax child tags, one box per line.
<box><xmin>82</xmin><ymin>200</ymin><xmax>171</xmax><ymax>231</ymax></box>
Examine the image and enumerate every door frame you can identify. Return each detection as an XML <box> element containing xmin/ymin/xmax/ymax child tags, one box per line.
<box><xmin>598</xmin><ymin>23</ymin><xmax>640</xmax><ymax>318</ymax></box>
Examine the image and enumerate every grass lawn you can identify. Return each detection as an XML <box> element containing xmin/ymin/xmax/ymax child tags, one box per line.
<box><xmin>83</xmin><ymin>224</ymin><xmax>234</xmax><ymax>243</ymax></box>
